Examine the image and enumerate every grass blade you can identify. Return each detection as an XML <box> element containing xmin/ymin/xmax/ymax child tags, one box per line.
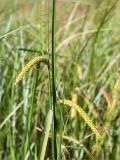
<box><xmin>40</xmin><ymin>110</ymin><xmax>53</xmax><ymax>160</ymax></box>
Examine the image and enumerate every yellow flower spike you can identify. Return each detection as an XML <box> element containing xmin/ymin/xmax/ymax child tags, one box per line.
<box><xmin>58</xmin><ymin>99</ymin><xmax>100</xmax><ymax>137</ymax></box>
<box><xmin>15</xmin><ymin>56</ymin><xmax>49</xmax><ymax>84</ymax></box>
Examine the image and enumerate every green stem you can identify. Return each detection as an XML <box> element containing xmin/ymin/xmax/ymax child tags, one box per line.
<box><xmin>23</xmin><ymin>64</ymin><xmax>39</xmax><ymax>158</ymax></box>
<box><xmin>51</xmin><ymin>0</ymin><xmax>57</xmax><ymax>159</ymax></box>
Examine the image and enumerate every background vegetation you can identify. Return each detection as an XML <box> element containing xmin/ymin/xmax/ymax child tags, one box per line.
<box><xmin>0</xmin><ymin>0</ymin><xmax>120</xmax><ymax>159</ymax></box>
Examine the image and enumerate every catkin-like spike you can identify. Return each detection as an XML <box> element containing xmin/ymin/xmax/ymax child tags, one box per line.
<box><xmin>58</xmin><ymin>99</ymin><xmax>100</xmax><ymax>137</ymax></box>
<box><xmin>15</xmin><ymin>56</ymin><xmax>49</xmax><ymax>84</ymax></box>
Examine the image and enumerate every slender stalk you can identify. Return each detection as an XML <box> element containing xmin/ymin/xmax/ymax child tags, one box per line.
<box><xmin>23</xmin><ymin>64</ymin><xmax>39</xmax><ymax>158</ymax></box>
<box><xmin>51</xmin><ymin>0</ymin><xmax>57</xmax><ymax>159</ymax></box>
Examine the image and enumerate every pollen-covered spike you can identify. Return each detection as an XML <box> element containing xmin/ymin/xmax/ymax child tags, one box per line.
<box><xmin>15</xmin><ymin>56</ymin><xmax>49</xmax><ymax>84</ymax></box>
<box><xmin>58</xmin><ymin>99</ymin><xmax>100</xmax><ymax>137</ymax></box>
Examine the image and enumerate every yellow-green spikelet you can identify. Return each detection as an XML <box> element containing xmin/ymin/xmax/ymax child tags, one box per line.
<box><xmin>58</xmin><ymin>99</ymin><xmax>100</xmax><ymax>137</ymax></box>
<box><xmin>15</xmin><ymin>56</ymin><xmax>49</xmax><ymax>84</ymax></box>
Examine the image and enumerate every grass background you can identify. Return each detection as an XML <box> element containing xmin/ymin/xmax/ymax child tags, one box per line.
<box><xmin>0</xmin><ymin>0</ymin><xmax>120</xmax><ymax>159</ymax></box>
